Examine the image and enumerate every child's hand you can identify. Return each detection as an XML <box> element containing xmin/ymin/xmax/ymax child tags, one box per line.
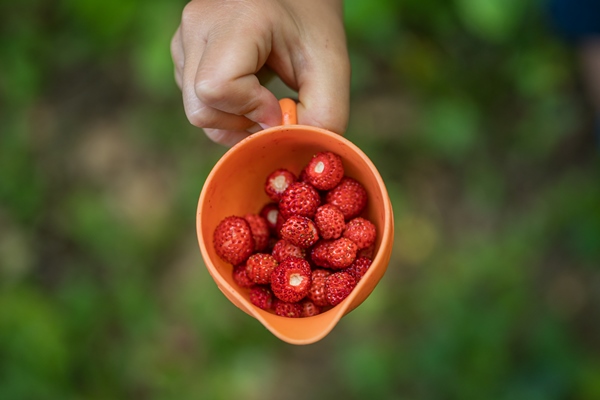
<box><xmin>171</xmin><ymin>0</ymin><xmax>350</xmax><ymax>146</ymax></box>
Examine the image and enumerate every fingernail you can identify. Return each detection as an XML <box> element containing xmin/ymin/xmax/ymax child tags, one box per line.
<box><xmin>247</xmin><ymin>124</ymin><xmax>262</xmax><ymax>134</ymax></box>
<box><xmin>259</xmin><ymin>122</ymin><xmax>272</xmax><ymax>130</ymax></box>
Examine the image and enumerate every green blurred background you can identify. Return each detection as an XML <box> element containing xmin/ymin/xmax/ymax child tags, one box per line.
<box><xmin>1</xmin><ymin>0</ymin><xmax>599</xmax><ymax>398</ymax></box>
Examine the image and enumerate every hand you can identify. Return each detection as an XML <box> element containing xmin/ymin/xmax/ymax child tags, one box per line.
<box><xmin>171</xmin><ymin>0</ymin><xmax>350</xmax><ymax>146</ymax></box>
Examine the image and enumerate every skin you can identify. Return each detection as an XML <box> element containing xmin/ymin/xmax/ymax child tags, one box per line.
<box><xmin>171</xmin><ymin>0</ymin><xmax>350</xmax><ymax>146</ymax></box>
<box><xmin>579</xmin><ymin>38</ymin><xmax>600</xmax><ymax>116</ymax></box>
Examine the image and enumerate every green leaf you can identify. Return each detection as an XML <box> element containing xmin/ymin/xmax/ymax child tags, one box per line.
<box><xmin>420</xmin><ymin>97</ymin><xmax>481</xmax><ymax>158</ymax></box>
<box><xmin>454</xmin><ymin>0</ymin><xmax>527</xmax><ymax>42</ymax></box>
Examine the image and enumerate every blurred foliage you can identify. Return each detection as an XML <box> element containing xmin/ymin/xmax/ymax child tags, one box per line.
<box><xmin>1</xmin><ymin>0</ymin><xmax>599</xmax><ymax>399</ymax></box>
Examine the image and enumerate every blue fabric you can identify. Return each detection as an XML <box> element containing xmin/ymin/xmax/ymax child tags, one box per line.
<box><xmin>547</xmin><ymin>0</ymin><xmax>600</xmax><ymax>42</ymax></box>
<box><xmin>547</xmin><ymin>1</ymin><xmax>600</xmax><ymax>148</ymax></box>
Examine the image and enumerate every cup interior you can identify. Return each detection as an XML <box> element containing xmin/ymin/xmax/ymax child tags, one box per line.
<box><xmin>197</xmin><ymin>125</ymin><xmax>393</xmax><ymax>344</ymax></box>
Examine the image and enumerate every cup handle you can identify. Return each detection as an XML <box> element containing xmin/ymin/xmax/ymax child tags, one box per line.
<box><xmin>279</xmin><ymin>98</ymin><xmax>298</xmax><ymax>126</ymax></box>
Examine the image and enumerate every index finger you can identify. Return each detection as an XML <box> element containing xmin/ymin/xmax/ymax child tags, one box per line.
<box><xmin>193</xmin><ymin>27</ymin><xmax>282</xmax><ymax>128</ymax></box>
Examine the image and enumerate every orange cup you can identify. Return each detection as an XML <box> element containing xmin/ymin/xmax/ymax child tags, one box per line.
<box><xmin>196</xmin><ymin>98</ymin><xmax>394</xmax><ymax>345</ymax></box>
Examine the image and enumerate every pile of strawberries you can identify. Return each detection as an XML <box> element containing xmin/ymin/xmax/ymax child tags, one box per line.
<box><xmin>212</xmin><ymin>151</ymin><xmax>377</xmax><ymax>318</ymax></box>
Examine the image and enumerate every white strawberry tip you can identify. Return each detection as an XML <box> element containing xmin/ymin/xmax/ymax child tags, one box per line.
<box><xmin>267</xmin><ymin>209</ymin><xmax>278</xmax><ymax>225</ymax></box>
<box><xmin>314</xmin><ymin>161</ymin><xmax>325</xmax><ymax>174</ymax></box>
<box><xmin>289</xmin><ymin>273</ymin><xmax>304</xmax><ymax>287</ymax></box>
<box><xmin>271</xmin><ymin>175</ymin><xmax>288</xmax><ymax>193</ymax></box>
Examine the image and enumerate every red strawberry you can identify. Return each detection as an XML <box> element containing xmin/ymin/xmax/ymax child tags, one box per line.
<box><xmin>246</xmin><ymin>253</ymin><xmax>278</xmax><ymax>284</ymax></box>
<box><xmin>314</xmin><ymin>204</ymin><xmax>345</xmax><ymax>239</ymax></box>
<box><xmin>344</xmin><ymin>256</ymin><xmax>372</xmax><ymax>282</ymax></box>
<box><xmin>300</xmin><ymin>299</ymin><xmax>322</xmax><ymax>317</ymax></box>
<box><xmin>298</xmin><ymin>168</ymin><xmax>310</xmax><ymax>184</ymax></box>
<box><xmin>324</xmin><ymin>237</ymin><xmax>358</xmax><ymax>269</ymax></box>
<box><xmin>308</xmin><ymin>268</ymin><xmax>331</xmax><ymax>307</ymax></box>
<box><xmin>325</xmin><ymin>177</ymin><xmax>368</xmax><ymax>220</ymax></box>
<box><xmin>213</xmin><ymin>216</ymin><xmax>254</xmax><ymax>265</ymax></box>
<box><xmin>265</xmin><ymin>168</ymin><xmax>296</xmax><ymax>201</ymax></box>
<box><xmin>244</xmin><ymin>214</ymin><xmax>271</xmax><ymax>252</ymax></box>
<box><xmin>326</xmin><ymin>271</ymin><xmax>357</xmax><ymax>306</ymax></box>
<box><xmin>232</xmin><ymin>263</ymin><xmax>255</xmax><ymax>288</ymax></box>
<box><xmin>249</xmin><ymin>286</ymin><xmax>273</xmax><ymax>310</ymax></box>
<box><xmin>259</xmin><ymin>202</ymin><xmax>280</xmax><ymax>234</ymax></box>
<box><xmin>275</xmin><ymin>211</ymin><xmax>287</xmax><ymax>238</ymax></box>
<box><xmin>273</xmin><ymin>299</ymin><xmax>303</xmax><ymax>318</ymax></box>
<box><xmin>358</xmin><ymin>244</ymin><xmax>375</xmax><ymax>259</ymax></box>
<box><xmin>266</xmin><ymin>236</ymin><xmax>279</xmax><ymax>253</ymax></box>
<box><xmin>343</xmin><ymin>217</ymin><xmax>377</xmax><ymax>250</ymax></box>
<box><xmin>302</xmin><ymin>151</ymin><xmax>344</xmax><ymax>190</ymax></box>
<box><xmin>279</xmin><ymin>182</ymin><xmax>321</xmax><ymax>219</ymax></box>
<box><xmin>272</xmin><ymin>239</ymin><xmax>306</xmax><ymax>263</ymax></box>
<box><xmin>279</xmin><ymin>215</ymin><xmax>319</xmax><ymax>248</ymax></box>
<box><xmin>270</xmin><ymin>257</ymin><xmax>312</xmax><ymax>303</ymax></box>
<box><xmin>310</xmin><ymin>240</ymin><xmax>333</xmax><ymax>268</ymax></box>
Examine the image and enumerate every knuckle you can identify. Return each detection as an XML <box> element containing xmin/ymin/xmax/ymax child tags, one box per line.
<box><xmin>194</xmin><ymin>79</ymin><xmax>229</xmax><ymax>106</ymax></box>
<box><xmin>169</xmin><ymin>34</ymin><xmax>179</xmax><ymax>55</ymax></box>
<box><xmin>180</xmin><ymin>2</ymin><xmax>200</xmax><ymax>28</ymax></box>
<box><xmin>170</xmin><ymin>42</ymin><xmax>183</xmax><ymax>70</ymax></box>
<box><xmin>185</xmin><ymin>104</ymin><xmax>214</xmax><ymax>128</ymax></box>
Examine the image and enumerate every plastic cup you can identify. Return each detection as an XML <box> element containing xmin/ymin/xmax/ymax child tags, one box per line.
<box><xmin>196</xmin><ymin>98</ymin><xmax>394</xmax><ymax>345</ymax></box>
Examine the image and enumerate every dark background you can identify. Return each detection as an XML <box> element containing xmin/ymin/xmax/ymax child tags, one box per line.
<box><xmin>1</xmin><ymin>0</ymin><xmax>599</xmax><ymax>398</ymax></box>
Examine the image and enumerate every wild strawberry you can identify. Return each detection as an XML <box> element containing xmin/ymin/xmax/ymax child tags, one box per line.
<box><xmin>275</xmin><ymin>212</ymin><xmax>287</xmax><ymax>238</ymax></box>
<box><xmin>279</xmin><ymin>215</ymin><xmax>319</xmax><ymax>248</ymax></box>
<box><xmin>310</xmin><ymin>240</ymin><xmax>333</xmax><ymax>268</ymax></box>
<box><xmin>249</xmin><ymin>286</ymin><xmax>273</xmax><ymax>310</ymax></box>
<box><xmin>244</xmin><ymin>214</ymin><xmax>270</xmax><ymax>252</ymax></box>
<box><xmin>308</xmin><ymin>268</ymin><xmax>331</xmax><ymax>307</ymax></box>
<box><xmin>246</xmin><ymin>253</ymin><xmax>278</xmax><ymax>284</ymax></box>
<box><xmin>343</xmin><ymin>217</ymin><xmax>377</xmax><ymax>250</ymax></box>
<box><xmin>302</xmin><ymin>151</ymin><xmax>344</xmax><ymax>190</ymax></box>
<box><xmin>279</xmin><ymin>182</ymin><xmax>321</xmax><ymax>219</ymax></box>
<box><xmin>358</xmin><ymin>244</ymin><xmax>375</xmax><ymax>259</ymax></box>
<box><xmin>325</xmin><ymin>177</ymin><xmax>368</xmax><ymax>220</ymax></box>
<box><xmin>270</xmin><ymin>257</ymin><xmax>312</xmax><ymax>303</ymax></box>
<box><xmin>314</xmin><ymin>204</ymin><xmax>345</xmax><ymax>239</ymax></box>
<box><xmin>300</xmin><ymin>299</ymin><xmax>322</xmax><ymax>317</ymax></box>
<box><xmin>213</xmin><ymin>216</ymin><xmax>254</xmax><ymax>265</ymax></box>
<box><xmin>344</xmin><ymin>256</ymin><xmax>372</xmax><ymax>282</ymax></box>
<box><xmin>232</xmin><ymin>263</ymin><xmax>255</xmax><ymax>288</ymax></box>
<box><xmin>259</xmin><ymin>202</ymin><xmax>280</xmax><ymax>234</ymax></box>
<box><xmin>265</xmin><ymin>168</ymin><xmax>296</xmax><ymax>201</ymax></box>
<box><xmin>272</xmin><ymin>239</ymin><xmax>306</xmax><ymax>263</ymax></box>
<box><xmin>326</xmin><ymin>271</ymin><xmax>357</xmax><ymax>306</ymax></box>
<box><xmin>273</xmin><ymin>299</ymin><xmax>303</xmax><ymax>318</ymax></box>
<box><xmin>324</xmin><ymin>237</ymin><xmax>358</xmax><ymax>269</ymax></box>
<box><xmin>266</xmin><ymin>236</ymin><xmax>279</xmax><ymax>253</ymax></box>
<box><xmin>298</xmin><ymin>168</ymin><xmax>310</xmax><ymax>184</ymax></box>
